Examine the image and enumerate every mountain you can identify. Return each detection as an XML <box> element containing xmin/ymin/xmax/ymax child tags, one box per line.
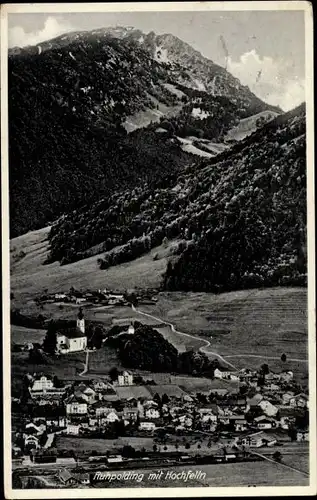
<box><xmin>46</xmin><ymin>103</ymin><xmax>306</xmax><ymax>292</ymax></box>
<box><xmin>9</xmin><ymin>27</ymin><xmax>280</xmax><ymax>237</ymax></box>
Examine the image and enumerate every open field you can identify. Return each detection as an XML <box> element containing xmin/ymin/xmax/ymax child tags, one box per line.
<box><xmin>11</xmin><ymin>325</ymin><xmax>46</xmax><ymax>344</ymax></box>
<box><xmin>140</xmin><ymin>289</ymin><xmax>308</xmax><ymax>382</ymax></box>
<box><xmin>170</xmin><ymin>375</ymin><xmax>237</xmax><ymax>393</ymax></box>
<box><xmin>93</xmin><ymin>461</ymin><xmax>309</xmax><ymax>487</ymax></box>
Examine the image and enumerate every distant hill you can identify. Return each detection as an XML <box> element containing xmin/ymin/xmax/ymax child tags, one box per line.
<box><xmin>46</xmin><ymin>103</ymin><xmax>306</xmax><ymax>292</ymax></box>
<box><xmin>9</xmin><ymin>27</ymin><xmax>279</xmax><ymax>237</ymax></box>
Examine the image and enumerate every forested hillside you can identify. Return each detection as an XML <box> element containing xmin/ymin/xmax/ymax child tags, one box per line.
<box><xmin>9</xmin><ymin>28</ymin><xmax>278</xmax><ymax>237</ymax></box>
<box><xmin>46</xmin><ymin>103</ymin><xmax>306</xmax><ymax>292</ymax></box>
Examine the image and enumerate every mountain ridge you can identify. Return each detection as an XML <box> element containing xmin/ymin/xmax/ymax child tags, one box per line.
<box><xmin>9</xmin><ymin>26</ymin><xmax>280</xmax><ymax>237</ymax></box>
<box><xmin>45</xmin><ymin>103</ymin><xmax>307</xmax><ymax>293</ymax></box>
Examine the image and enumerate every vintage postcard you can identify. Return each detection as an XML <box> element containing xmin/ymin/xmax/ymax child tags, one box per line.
<box><xmin>1</xmin><ymin>1</ymin><xmax>315</xmax><ymax>498</ymax></box>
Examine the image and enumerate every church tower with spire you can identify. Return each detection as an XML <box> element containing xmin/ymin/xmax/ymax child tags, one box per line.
<box><xmin>77</xmin><ymin>307</ymin><xmax>85</xmax><ymax>334</ymax></box>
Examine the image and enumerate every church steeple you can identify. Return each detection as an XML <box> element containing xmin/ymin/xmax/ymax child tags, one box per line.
<box><xmin>77</xmin><ymin>307</ymin><xmax>85</xmax><ymax>334</ymax></box>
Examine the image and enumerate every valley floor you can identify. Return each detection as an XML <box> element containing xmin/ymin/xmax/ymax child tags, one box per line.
<box><xmin>10</xmin><ymin>227</ymin><xmax>309</xmax><ymax>385</ymax></box>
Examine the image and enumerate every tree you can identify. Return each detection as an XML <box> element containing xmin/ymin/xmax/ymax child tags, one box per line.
<box><xmin>273</xmin><ymin>451</ymin><xmax>282</xmax><ymax>462</ymax></box>
<box><xmin>281</xmin><ymin>353</ymin><xmax>287</xmax><ymax>362</ymax></box>
<box><xmin>260</xmin><ymin>363</ymin><xmax>269</xmax><ymax>375</ymax></box>
<box><xmin>153</xmin><ymin>393</ymin><xmax>162</xmax><ymax>406</ymax></box>
<box><xmin>42</xmin><ymin>321</ymin><xmax>57</xmax><ymax>355</ymax></box>
<box><xmin>161</xmin><ymin>393</ymin><xmax>170</xmax><ymax>405</ymax></box>
<box><xmin>53</xmin><ymin>375</ymin><xmax>63</xmax><ymax>388</ymax></box>
<box><xmin>122</xmin><ymin>445</ymin><xmax>136</xmax><ymax>458</ymax></box>
<box><xmin>109</xmin><ymin>367</ymin><xmax>119</xmax><ymax>381</ymax></box>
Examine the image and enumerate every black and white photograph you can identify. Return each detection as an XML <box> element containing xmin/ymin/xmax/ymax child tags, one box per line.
<box><xmin>1</xmin><ymin>1</ymin><xmax>315</xmax><ymax>497</ymax></box>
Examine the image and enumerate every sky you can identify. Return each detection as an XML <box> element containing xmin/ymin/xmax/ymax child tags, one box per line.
<box><xmin>8</xmin><ymin>10</ymin><xmax>306</xmax><ymax>111</ymax></box>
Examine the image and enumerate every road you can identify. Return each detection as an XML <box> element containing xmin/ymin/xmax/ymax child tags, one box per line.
<box><xmin>131</xmin><ymin>305</ymin><xmax>238</xmax><ymax>370</ymax></box>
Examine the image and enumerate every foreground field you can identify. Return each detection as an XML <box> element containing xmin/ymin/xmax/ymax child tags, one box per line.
<box><xmin>93</xmin><ymin>461</ymin><xmax>309</xmax><ymax>487</ymax></box>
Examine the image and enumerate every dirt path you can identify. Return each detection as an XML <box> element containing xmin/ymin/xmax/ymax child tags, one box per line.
<box><xmin>132</xmin><ymin>305</ymin><xmax>238</xmax><ymax>370</ymax></box>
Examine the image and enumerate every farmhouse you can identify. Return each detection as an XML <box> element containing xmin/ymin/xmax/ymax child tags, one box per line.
<box><xmin>117</xmin><ymin>371</ymin><xmax>134</xmax><ymax>386</ymax></box>
<box><xmin>56</xmin><ymin>309</ymin><xmax>87</xmax><ymax>354</ymax></box>
<box><xmin>254</xmin><ymin>415</ymin><xmax>275</xmax><ymax>430</ymax></box>
<box><xmin>65</xmin><ymin>395</ymin><xmax>88</xmax><ymax>415</ymax></box>
<box><xmin>289</xmin><ymin>393</ymin><xmax>308</xmax><ymax>408</ymax></box>
<box><xmin>139</xmin><ymin>420</ymin><xmax>156</xmax><ymax>431</ymax></box>
<box><xmin>296</xmin><ymin>430</ymin><xmax>309</xmax><ymax>441</ymax></box>
<box><xmin>57</xmin><ymin>469</ymin><xmax>77</xmax><ymax>486</ymax></box>
<box><xmin>24</xmin><ymin>434</ymin><xmax>40</xmax><ymax>449</ymax></box>
<box><xmin>31</xmin><ymin>375</ymin><xmax>54</xmax><ymax>392</ymax></box>
<box><xmin>241</xmin><ymin>431</ymin><xmax>277</xmax><ymax>448</ymax></box>
<box><xmin>66</xmin><ymin>424</ymin><xmax>81</xmax><ymax>435</ymax></box>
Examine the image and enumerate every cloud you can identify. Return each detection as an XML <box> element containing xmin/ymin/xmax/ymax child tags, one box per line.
<box><xmin>9</xmin><ymin>17</ymin><xmax>76</xmax><ymax>49</ymax></box>
<box><xmin>227</xmin><ymin>49</ymin><xmax>305</xmax><ymax>112</ymax></box>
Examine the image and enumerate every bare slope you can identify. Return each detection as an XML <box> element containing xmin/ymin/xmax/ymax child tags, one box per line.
<box><xmin>10</xmin><ymin>227</ymin><xmax>170</xmax><ymax>309</ymax></box>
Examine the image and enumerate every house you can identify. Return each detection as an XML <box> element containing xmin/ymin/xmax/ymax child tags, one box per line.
<box><xmin>56</xmin><ymin>309</ymin><xmax>87</xmax><ymax>354</ymax></box>
<box><xmin>75</xmin><ymin>385</ymin><xmax>96</xmax><ymax>405</ymax></box>
<box><xmin>198</xmin><ymin>408</ymin><xmax>218</xmax><ymax>423</ymax></box>
<box><xmin>145</xmin><ymin>407</ymin><xmax>160</xmax><ymax>419</ymax></box>
<box><xmin>123</xmin><ymin>407</ymin><xmax>139</xmax><ymax>421</ymax></box>
<box><xmin>282</xmin><ymin>391</ymin><xmax>295</xmax><ymax>404</ymax></box>
<box><xmin>66</xmin><ymin>424</ymin><xmax>81</xmax><ymax>435</ymax></box>
<box><xmin>117</xmin><ymin>371</ymin><xmax>134</xmax><ymax>386</ymax></box>
<box><xmin>127</xmin><ymin>324</ymin><xmax>135</xmax><ymax>335</ymax></box>
<box><xmin>72</xmin><ymin>472</ymin><xmax>90</xmax><ymax>485</ymax></box>
<box><xmin>92</xmin><ymin>379</ymin><xmax>110</xmax><ymax>392</ymax></box>
<box><xmin>31</xmin><ymin>375</ymin><xmax>54</xmax><ymax>392</ymax></box>
<box><xmin>214</xmin><ymin>368</ymin><xmax>233</xmax><ymax>379</ymax></box>
<box><xmin>54</xmin><ymin>293</ymin><xmax>67</xmax><ymax>301</ymax></box>
<box><xmin>265</xmin><ymin>383</ymin><xmax>280</xmax><ymax>392</ymax></box>
<box><xmin>76</xmin><ymin>298</ymin><xmax>87</xmax><ymax>305</ymax></box>
<box><xmin>94</xmin><ymin>403</ymin><xmax>115</xmax><ymax>418</ymax></box>
<box><xmin>107</xmin><ymin>454</ymin><xmax>123</xmax><ymax>463</ymax></box>
<box><xmin>57</xmin><ymin>469</ymin><xmax>77</xmax><ymax>485</ymax></box>
<box><xmin>240</xmin><ymin>431</ymin><xmax>277</xmax><ymax>448</ymax></box>
<box><xmin>45</xmin><ymin>417</ymin><xmax>67</xmax><ymax>428</ymax></box>
<box><xmin>258</xmin><ymin>400</ymin><xmax>278</xmax><ymax>417</ymax></box>
<box><xmin>65</xmin><ymin>396</ymin><xmax>88</xmax><ymax>415</ymax></box>
<box><xmin>289</xmin><ymin>394</ymin><xmax>308</xmax><ymax>408</ymax></box>
<box><xmin>23</xmin><ymin>342</ymin><xmax>34</xmax><ymax>351</ymax></box>
<box><xmin>139</xmin><ymin>420</ymin><xmax>156</xmax><ymax>431</ymax></box>
<box><xmin>296</xmin><ymin>430</ymin><xmax>309</xmax><ymax>442</ymax></box>
<box><xmin>277</xmin><ymin>408</ymin><xmax>296</xmax><ymax>430</ymax></box>
<box><xmin>24</xmin><ymin>434</ymin><xmax>40</xmax><ymax>449</ymax></box>
<box><xmin>280</xmin><ymin>371</ymin><xmax>294</xmax><ymax>382</ymax></box>
<box><xmin>178</xmin><ymin>414</ymin><xmax>193</xmax><ymax>428</ymax></box>
<box><xmin>102</xmin><ymin>411</ymin><xmax>119</xmax><ymax>424</ymax></box>
<box><xmin>234</xmin><ymin>419</ymin><xmax>248</xmax><ymax>432</ymax></box>
<box><xmin>254</xmin><ymin>415</ymin><xmax>275</xmax><ymax>430</ymax></box>
<box><xmin>246</xmin><ymin>394</ymin><xmax>263</xmax><ymax>411</ymax></box>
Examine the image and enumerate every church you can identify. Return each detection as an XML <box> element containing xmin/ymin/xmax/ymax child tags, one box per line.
<box><xmin>56</xmin><ymin>308</ymin><xmax>87</xmax><ymax>354</ymax></box>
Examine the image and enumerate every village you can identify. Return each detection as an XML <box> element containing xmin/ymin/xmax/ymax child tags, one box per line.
<box><xmin>11</xmin><ymin>291</ymin><xmax>309</xmax><ymax>488</ymax></box>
